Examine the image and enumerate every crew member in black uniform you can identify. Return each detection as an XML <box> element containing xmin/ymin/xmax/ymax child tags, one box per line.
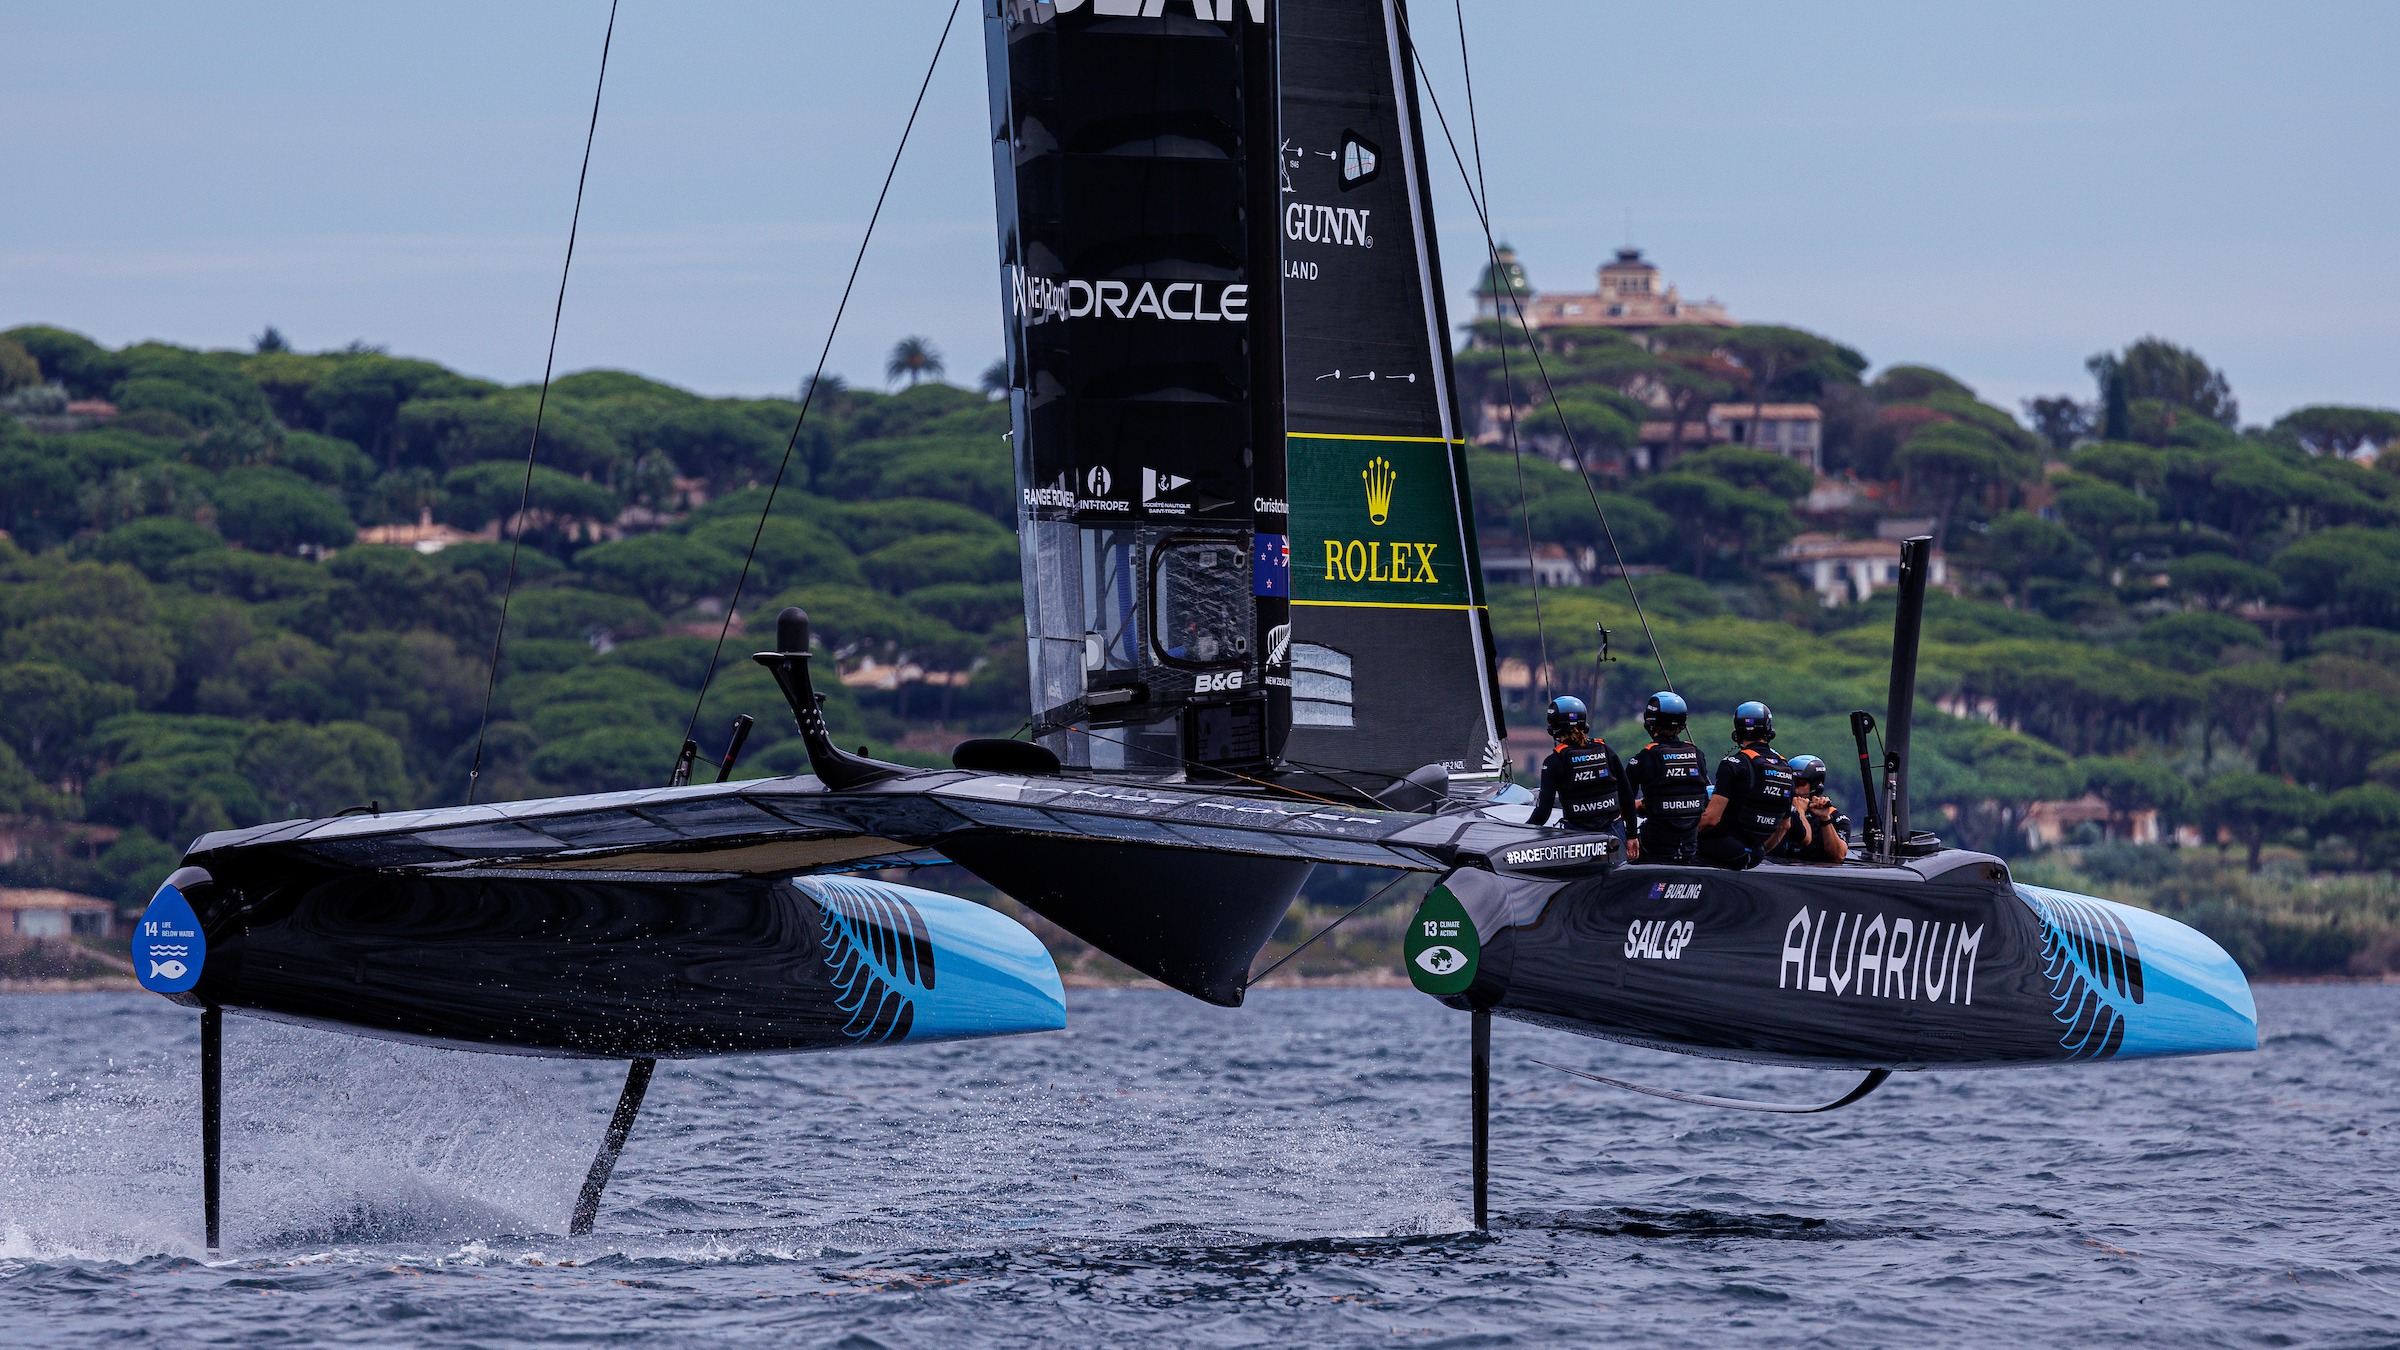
<box><xmin>1624</xmin><ymin>691</ymin><xmax>1708</xmax><ymax>863</ymax></box>
<box><xmin>1695</xmin><ymin>700</ymin><xmax>1795</xmax><ymax>869</ymax></box>
<box><xmin>1527</xmin><ymin>696</ymin><xmax>1635</xmax><ymax>848</ymax></box>
<box><xmin>1772</xmin><ymin>754</ymin><xmax>1850</xmax><ymax>863</ymax></box>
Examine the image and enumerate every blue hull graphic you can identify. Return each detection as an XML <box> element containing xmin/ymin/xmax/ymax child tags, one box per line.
<box><xmin>2015</xmin><ymin>883</ymin><xmax>2256</xmax><ymax>1060</ymax></box>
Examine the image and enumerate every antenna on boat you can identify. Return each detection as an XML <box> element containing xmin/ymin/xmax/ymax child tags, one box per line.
<box><xmin>1882</xmin><ymin>537</ymin><xmax>1935</xmax><ymax>857</ymax></box>
<box><xmin>1849</xmin><ymin>711</ymin><xmax>1885</xmax><ymax>857</ymax></box>
<box><xmin>714</xmin><ymin>715</ymin><xmax>755</xmax><ymax>782</ymax></box>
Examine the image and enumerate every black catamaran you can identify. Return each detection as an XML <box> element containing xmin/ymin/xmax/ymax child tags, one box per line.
<box><xmin>135</xmin><ymin>0</ymin><xmax>2254</xmax><ymax>1248</ymax></box>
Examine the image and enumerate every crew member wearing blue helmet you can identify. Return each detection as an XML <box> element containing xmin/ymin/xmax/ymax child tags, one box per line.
<box><xmin>1624</xmin><ymin>691</ymin><xmax>1707</xmax><ymax>863</ymax></box>
<box><xmin>1527</xmin><ymin>695</ymin><xmax>1634</xmax><ymax>846</ymax></box>
<box><xmin>1772</xmin><ymin>754</ymin><xmax>1850</xmax><ymax>863</ymax></box>
<box><xmin>1695</xmin><ymin>700</ymin><xmax>1795</xmax><ymax>869</ymax></box>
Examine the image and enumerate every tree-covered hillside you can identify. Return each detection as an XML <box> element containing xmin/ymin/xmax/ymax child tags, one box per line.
<box><xmin>1456</xmin><ymin>330</ymin><xmax>2400</xmax><ymax>868</ymax></box>
<box><xmin>1</xmin><ymin>321</ymin><xmax>2396</xmax><ymax>975</ymax></box>
<box><xmin>0</xmin><ymin>326</ymin><xmax>1029</xmax><ymax>910</ymax></box>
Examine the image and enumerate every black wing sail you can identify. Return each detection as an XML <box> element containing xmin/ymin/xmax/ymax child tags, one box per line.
<box><xmin>986</xmin><ymin>0</ymin><xmax>1283</xmax><ymax>779</ymax></box>
<box><xmin>1276</xmin><ymin>0</ymin><xmax>1505</xmax><ymax>789</ymax></box>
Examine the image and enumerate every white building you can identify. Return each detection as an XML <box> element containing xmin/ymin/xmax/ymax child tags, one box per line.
<box><xmin>1631</xmin><ymin>402</ymin><xmax>1826</xmax><ymax>474</ymax></box>
<box><xmin>1780</xmin><ymin>533</ymin><xmax>1950</xmax><ymax>607</ymax></box>
<box><xmin>1707</xmin><ymin>403</ymin><xmax>1824</xmax><ymax>474</ymax></box>
<box><xmin>0</xmin><ymin>888</ymin><xmax>114</xmax><ymax>939</ymax></box>
<box><xmin>1480</xmin><ymin>543</ymin><xmax>1594</xmax><ymax>588</ymax></box>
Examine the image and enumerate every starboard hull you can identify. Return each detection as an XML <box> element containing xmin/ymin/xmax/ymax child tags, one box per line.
<box><xmin>136</xmin><ymin>865</ymin><xmax>1065</xmax><ymax>1059</ymax></box>
<box><xmin>1409</xmin><ymin>853</ymin><xmax>2256</xmax><ymax>1070</ymax></box>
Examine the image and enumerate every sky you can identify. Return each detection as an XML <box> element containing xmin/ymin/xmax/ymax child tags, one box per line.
<box><xmin>5</xmin><ymin>2</ymin><xmax>2396</xmax><ymax>423</ymax></box>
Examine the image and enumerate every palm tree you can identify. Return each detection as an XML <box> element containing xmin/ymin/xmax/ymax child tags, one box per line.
<box><xmin>978</xmin><ymin>358</ymin><xmax>1009</xmax><ymax>398</ymax></box>
<box><xmin>802</xmin><ymin>372</ymin><xmax>847</xmax><ymax>410</ymax></box>
<box><xmin>886</xmin><ymin>337</ymin><xmax>944</xmax><ymax>388</ymax></box>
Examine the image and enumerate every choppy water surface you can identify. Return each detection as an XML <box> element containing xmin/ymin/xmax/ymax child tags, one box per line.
<box><xmin>2</xmin><ymin>985</ymin><xmax>2394</xmax><ymax>1345</ymax></box>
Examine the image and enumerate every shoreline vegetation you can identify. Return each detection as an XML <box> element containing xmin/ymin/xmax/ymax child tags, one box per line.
<box><xmin>1</xmin><ymin>322</ymin><xmax>2396</xmax><ymax>991</ymax></box>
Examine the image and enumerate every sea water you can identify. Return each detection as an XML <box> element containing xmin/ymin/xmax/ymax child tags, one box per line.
<box><xmin>1</xmin><ymin>985</ymin><xmax>2394</xmax><ymax>1345</ymax></box>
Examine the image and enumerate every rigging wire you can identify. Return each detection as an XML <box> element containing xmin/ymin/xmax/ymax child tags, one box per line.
<box><xmin>1246</xmin><ymin>869</ymin><xmax>1418</xmax><ymax>986</ymax></box>
<box><xmin>678</xmin><ymin>0</ymin><xmax>964</xmax><ymax>750</ymax></box>
<box><xmin>463</xmin><ymin>0</ymin><xmax>621</xmax><ymax>807</ymax></box>
<box><xmin>1453</xmin><ymin>0</ymin><xmax>1550</xmax><ymax>707</ymax></box>
<box><xmin>1396</xmin><ymin>5</ymin><xmax>1675</xmax><ymax>695</ymax></box>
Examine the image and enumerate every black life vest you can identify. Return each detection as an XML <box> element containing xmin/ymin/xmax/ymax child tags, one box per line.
<box><xmin>1628</xmin><ymin>738</ymin><xmax>1708</xmax><ymax>836</ymax></box>
<box><xmin>1716</xmin><ymin>745</ymin><xmax>1795</xmax><ymax>847</ymax></box>
<box><xmin>1544</xmin><ymin>741</ymin><xmax>1624</xmax><ymax>827</ymax></box>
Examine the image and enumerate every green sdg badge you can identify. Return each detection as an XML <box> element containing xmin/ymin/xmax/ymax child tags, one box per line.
<box><xmin>1404</xmin><ymin>884</ymin><xmax>1479</xmax><ymax>996</ymax></box>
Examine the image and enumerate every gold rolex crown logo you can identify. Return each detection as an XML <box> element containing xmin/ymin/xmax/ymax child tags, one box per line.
<box><xmin>1362</xmin><ymin>456</ymin><xmax>1397</xmax><ymax>525</ymax></box>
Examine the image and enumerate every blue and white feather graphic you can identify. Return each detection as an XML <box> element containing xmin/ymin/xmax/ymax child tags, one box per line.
<box><xmin>790</xmin><ymin>875</ymin><xmax>1067</xmax><ymax>1046</ymax></box>
<box><xmin>809</xmin><ymin>877</ymin><xmax>937</xmax><ymax>1043</ymax></box>
<box><xmin>2017</xmin><ymin>885</ymin><xmax>2146</xmax><ymax>1061</ymax></box>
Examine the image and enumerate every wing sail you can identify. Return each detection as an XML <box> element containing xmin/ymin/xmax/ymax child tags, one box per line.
<box><xmin>1276</xmin><ymin>0</ymin><xmax>1506</xmax><ymax>785</ymax></box>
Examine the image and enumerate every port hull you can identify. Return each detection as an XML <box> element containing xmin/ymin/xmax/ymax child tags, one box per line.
<box><xmin>148</xmin><ymin>865</ymin><xmax>1065</xmax><ymax>1059</ymax></box>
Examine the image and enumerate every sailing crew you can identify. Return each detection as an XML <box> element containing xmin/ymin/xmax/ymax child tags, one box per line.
<box><xmin>1772</xmin><ymin>754</ymin><xmax>1850</xmax><ymax>863</ymax></box>
<box><xmin>1527</xmin><ymin>696</ymin><xmax>1635</xmax><ymax>847</ymax></box>
<box><xmin>1624</xmin><ymin>691</ymin><xmax>1707</xmax><ymax>864</ymax></box>
<box><xmin>1695</xmin><ymin>700</ymin><xmax>1796</xmax><ymax>870</ymax></box>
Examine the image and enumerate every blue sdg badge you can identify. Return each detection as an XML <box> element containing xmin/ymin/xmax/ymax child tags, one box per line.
<box><xmin>131</xmin><ymin>871</ymin><xmax>207</xmax><ymax>994</ymax></box>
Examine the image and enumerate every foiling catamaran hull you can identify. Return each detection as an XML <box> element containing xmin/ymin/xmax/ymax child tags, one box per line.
<box><xmin>144</xmin><ymin>864</ymin><xmax>1066</xmax><ymax>1059</ymax></box>
<box><xmin>1409</xmin><ymin>858</ymin><xmax>2256</xmax><ymax>1071</ymax></box>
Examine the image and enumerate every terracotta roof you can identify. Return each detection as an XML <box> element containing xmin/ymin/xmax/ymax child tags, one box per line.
<box><xmin>0</xmin><ymin>887</ymin><xmax>113</xmax><ymax>912</ymax></box>
<box><xmin>1781</xmin><ymin>533</ymin><xmax>1919</xmax><ymax>561</ymax></box>
<box><xmin>1636</xmin><ymin>421</ymin><xmax>1715</xmax><ymax>444</ymax></box>
<box><xmin>1709</xmin><ymin>403</ymin><xmax>1821</xmax><ymax>421</ymax></box>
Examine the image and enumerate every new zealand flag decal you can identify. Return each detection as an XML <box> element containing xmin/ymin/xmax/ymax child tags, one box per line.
<box><xmin>1253</xmin><ymin>532</ymin><xmax>1290</xmax><ymax>598</ymax></box>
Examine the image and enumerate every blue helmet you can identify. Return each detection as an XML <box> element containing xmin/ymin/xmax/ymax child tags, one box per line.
<box><xmin>1546</xmin><ymin>695</ymin><xmax>1590</xmax><ymax>739</ymax></box>
<box><xmin>1787</xmin><ymin>753</ymin><xmax>1827</xmax><ymax>789</ymax></box>
<box><xmin>1732</xmin><ymin>700</ymin><xmax>1775</xmax><ymax>743</ymax></box>
<box><xmin>1642</xmin><ymin>690</ymin><xmax>1688</xmax><ymax>738</ymax></box>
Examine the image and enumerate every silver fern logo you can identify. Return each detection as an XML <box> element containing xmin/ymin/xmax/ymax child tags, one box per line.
<box><xmin>800</xmin><ymin>878</ymin><xmax>939</xmax><ymax>1043</ymax></box>
<box><xmin>2019</xmin><ymin>886</ymin><xmax>2146</xmax><ymax>1061</ymax></box>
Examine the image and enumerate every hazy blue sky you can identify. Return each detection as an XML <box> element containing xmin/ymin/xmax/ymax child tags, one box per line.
<box><xmin>6</xmin><ymin>2</ymin><xmax>2395</xmax><ymax>422</ymax></box>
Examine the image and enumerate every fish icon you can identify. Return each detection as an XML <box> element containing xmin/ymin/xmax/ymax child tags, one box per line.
<box><xmin>149</xmin><ymin>959</ymin><xmax>188</xmax><ymax>981</ymax></box>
